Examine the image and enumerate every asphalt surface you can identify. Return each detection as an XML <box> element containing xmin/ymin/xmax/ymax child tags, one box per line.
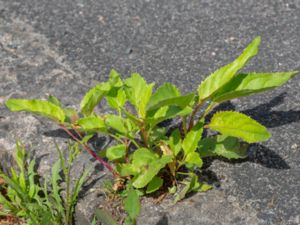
<box><xmin>0</xmin><ymin>0</ymin><xmax>300</xmax><ymax>224</ymax></box>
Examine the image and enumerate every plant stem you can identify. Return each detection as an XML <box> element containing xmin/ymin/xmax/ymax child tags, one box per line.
<box><xmin>108</xmin><ymin>133</ymin><xmax>124</xmax><ymax>144</ymax></box>
<box><xmin>65</xmin><ymin>163</ymin><xmax>71</xmax><ymax>225</ymax></box>
<box><xmin>71</xmin><ymin>125</ymin><xmax>83</xmax><ymax>139</ymax></box>
<box><xmin>140</xmin><ymin>127</ymin><xmax>149</xmax><ymax>148</ymax></box>
<box><xmin>202</xmin><ymin>102</ymin><xmax>218</xmax><ymax>118</ymax></box>
<box><xmin>128</xmin><ymin>137</ymin><xmax>140</xmax><ymax>148</ymax></box>
<box><xmin>123</xmin><ymin>138</ymin><xmax>130</xmax><ymax>163</ymax></box>
<box><xmin>59</xmin><ymin>125</ymin><xmax>118</xmax><ymax>177</ymax></box>
<box><xmin>188</xmin><ymin>100</ymin><xmax>204</xmax><ymax>131</ymax></box>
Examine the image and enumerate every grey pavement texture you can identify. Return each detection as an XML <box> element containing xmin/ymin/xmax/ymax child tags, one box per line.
<box><xmin>0</xmin><ymin>0</ymin><xmax>300</xmax><ymax>224</ymax></box>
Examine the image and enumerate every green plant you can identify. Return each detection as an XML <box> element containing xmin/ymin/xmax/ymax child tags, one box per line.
<box><xmin>93</xmin><ymin>182</ymin><xmax>141</xmax><ymax>225</ymax></box>
<box><xmin>0</xmin><ymin>141</ymin><xmax>89</xmax><ymax>225</ymax></box>
<box><xmin>5</xmin><ymin>37</ymin><xmax>299</xmax><ymax>222</ymax></box>
<box><xmin>123</xmin><ymin>186</ymin><xmax>140</xmax><ymax>225</ymax></box>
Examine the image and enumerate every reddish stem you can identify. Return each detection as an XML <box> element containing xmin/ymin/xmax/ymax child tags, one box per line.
<box><xmin>188</xmin><ymin>101</ymin><xmax>203</xmax><ymax>131</ymax></box>
<box><xmin>59</xmin><ymin>124</ymin><xmax>118</xmax><ymax>177</ymax></box>
<box><xmin>71</xmin><ymin>124</ymin><xmax>83</xmax><ymax>139</ymax></box>
<box><xmin>123</xmin><ymin>138</ymin><xmax>130</xmax><ymax>163</ymax></box>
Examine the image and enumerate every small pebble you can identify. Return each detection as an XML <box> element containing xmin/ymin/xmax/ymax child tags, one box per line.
<box><xmin>291</xmin><ymin>143</ymin><xmax>298</xmax><ymax>149</ymax></box>
<box><xmin>125</xmin><ymin>47</ymin><xmax>133</xmax><ymax>54</ymax></box>
<box><xmin>227</xmin><ymin>195</ymin><xmax>237</xmax><ymax>203</ymax></box>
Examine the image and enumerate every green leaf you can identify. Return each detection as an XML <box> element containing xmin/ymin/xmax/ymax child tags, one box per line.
<box><xmin>90</xmin><ymin>217</ymin><xmax>97</xmax><ymax>225</ymax></box>
<box><xmin>146</xmin><ymin>176</ymin><xmax>163</xmax><ymax>194</ymax></box>
<box><xmin>108</xmin><ymin>69</ymin><xmax>123</xmax><ymax>87</ymax></box>
<box><xmin>106</xmin><ymin>69</ymin><xmax>127</xmax><ymax>110</ymax></box>
<box><xmin>168</xmin><ymin>186</ymin><xmax>177</xmax><ymax>194</ymax></box>
<box><xmin>1</xmin><ymin>174</ymin><xmax>25</xmax><ymax>201</ymax></box>
<box><xmin>77</xmin><ymin>116</ymin><xmax>106</xmax><ymax>132</ymax></box>
<box><xmin>94</xmin><ymin>208</ymin><xmax>118</xmax><ymax>225</ymax></box>
<box><xmin>80</xmin><ymin>134</ymin><xmax>94</xmax><ymax>145</ymax></box>
<box><xmin>71</xmin><ymin>168</ymin><xmax>90</xmax><ymax>208</ymax></box>
<box><xmin>174</xmin><ymin>173</ymin><xmax>200</xmax><ymax>203</ymax></box>
<box><xmin>124</xmin><ymin>189</ymin><xmax>141</xmax><ymax>220</ymax></box>
<box><xmin>132</xmin><ymin>148</ymin><xmax>158</xmax><ymax>169</ymax></box>
<box><xmin>51</xmin><ymin>160</ymin><xmax>64</xmax><ymax>214</ymax></box>
<box><xmin>212</xmin><ymin>71</ymin><xmax>300</xmax><ymax>102</ymax></box>
<box><xmin>182</xmin><ymin>121</ymin><xmax>204</xmax><ymax>155</ymax></box>
<box><xmin>147</xmin><ymin>106</ymin><xmax>193</xmax><ymax>128</ymax></box>
<box><xmin>177</xmin><ymin>106</ymin><xmax>193</xmax><ymax>116</ymax></box>
<box><xmin>123</xmin><ymin>109</ymin><xmax>143</xmax><ymax>126</ymax></box>
<box><xmin>198</xmin><ymin>36</ymin><xmax>261</xmax><ymax>101</ymax></box>
<box><xmin>116</xmin><ymin>164</ymin><xmax>138</xmax><ymax>176</ymax></box>
<box><xmin>15</xmin><ymin>141</ymin><xmax>25</xmax><ymax>173</ymax></box>
<box><xmin>208</xmin><ymin>111</ymin><xmax>271</xmax><ymax>143</ymax></box>
<box><xmin>0</xmin><ymin>192</ymin><xmax>14</xmax><ymax>212</ymax></box>
<box><xmin>5</xmin><ymin>99</ymin><xmax>65</xmax><ymax>122</ymax></box>
<box><xmin>198</xmin><ymin>183</ymin><xmax>213</xmax><ymax>192</ymax></box>
<box><xmin>28</xmin><ymin>159</ymin><xmax>38</xmax><ymax>199</ymax></box>
<box><xmin>149</xmin><ymin>127</ymin><xmax>167</xmax><ymax>144</ymax></box>
<box><xmin>124</xmin><ymin>217</ymin><xmax>134</xmax><ymax>225</ymax></box>
<box><xmin>105</xmin><ymin>115</ymin><xmax>127</xmax><ymax>134</ymax></box>
<box><xmin>198</xmin><ymin>135</ymin><xmax>248</xmax><ymax>159</ymax></box>
<box><xmin>185</xmin><ymin>152</ymin><xmax>203</xmax><ymax>168</ymax></box>
<box><xmin>106</xmin><ymin>144</ymin><xmax>126</xmax><ymax>161</ymax></box>
<box><xmin>63</xmin><ymin>107</ymin><xmax>79</xmax><ymax>123</ymax></box>
<box><xmin>124</xmin><ymin>73</ymin><xmax>154</xmax><ymax>117</ymax></box>
<box><xmin>168</xmin><ymin>129</ymin><xmax>182</xmax><ymax>156</ymax></box>
<box><xmin>124</xmin><ymin>73</ymin><xmax>148</xmax><ymax>106</ymax></box>
<box><xmin>48</xmin><ymin>95</ymin><xmax>62</xmax><ymax>107</ymax></box>
<box><xmin>80</xmin><ymin>82</ymin><xmax>111</xmax><ymax>116</ymax></box>
<box><xmin>132</xmin><ymin>156</ymin><xmax>172</xmax><ymax>188</ymax></box>
<box><xmin>107</xmin><ymin>88</ymin><xmax>126</xmax><ymax>111</ymax></box>
<box><xmin>146</xmin><ymin>93</ymin><xmax>195</xmax><ymax>113</ymax></box>
<box><xmin>140</xmin><ymin>82</ymin><xmax>155</xmax><ymax>117</ymax></box>
<box><xmin>146</xmin><ymin>83</ymin><xmax>180</xmax><ymax>109</ymax></box>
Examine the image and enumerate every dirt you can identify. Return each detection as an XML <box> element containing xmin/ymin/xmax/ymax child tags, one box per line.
<box><xmin>0</xmin><ymin>212</ymin><xmax>23</xmax><ymax>225</ymax></box>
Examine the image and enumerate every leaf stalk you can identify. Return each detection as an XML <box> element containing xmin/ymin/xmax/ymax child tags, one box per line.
<box><xmin>188</xmin><ymin>100</ymin><xmax>204</xmax><ymax>131</ymax></box>
<box><xmin>59</xmin><ymin>124</ymin><xmax>119</xmax><ymax>177</ymax></box>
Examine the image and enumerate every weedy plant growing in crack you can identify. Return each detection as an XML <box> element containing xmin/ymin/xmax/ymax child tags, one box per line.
<box><xmin>5</xmin><ymin>36</ymin><xmax>299</xmax><ymax>224</ymax></box>
<box><xmin>0</xmin><ymin>142</ymin><xmax>89</xmax><ymax>225</ymax></box>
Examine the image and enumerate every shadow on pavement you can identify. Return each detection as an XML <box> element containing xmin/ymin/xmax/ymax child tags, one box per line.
<box><xmin>43</xmin><ymin>128</ymin><xmax>75</xmax><ymax>139</ymax></box>
<box><xmin>247</xmin><ymin>143</ymin><xmax>290</xmax><ymax>169</ymax></box>
<box><xmin>211</xmin><ymin>92</ymin><xmax>300</xmax><ymax>128</ymax></box>
<box><xmin>203</xmin><ymin>143</ymin><xmax>290</xmax><ymax>170</ymax></box>
<box><xmin>44</xmin><ymin>130</ymin><xmax>110</xmax><ymax>149</ymax></box>
<box><xmin>156</xmin><ymin>214</ymin><xmax>169</xmax><ymax>225</ymax></box>
<box><xmin>242</xmin><ymin>93</ymin><xmax>300</xmax><ymax>128</ymax></box>
<box><xmin>78</xmin><ymin>174</ymin><xmax>105</xmax><ymax>199</ymax></box>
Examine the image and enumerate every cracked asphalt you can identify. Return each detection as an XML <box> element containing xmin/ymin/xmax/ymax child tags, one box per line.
<box><xmin>0</xmin><ymin>1</ymin><xmax>300</xmax><ymax>224</ymax></box>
